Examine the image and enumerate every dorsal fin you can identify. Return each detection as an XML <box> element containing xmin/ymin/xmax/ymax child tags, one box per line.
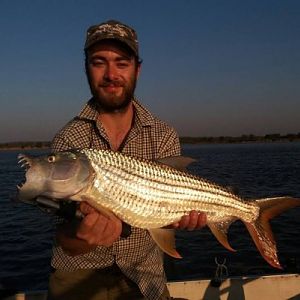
<box><xmin>156</xmin><ymin>156</ymin><xmax>196</xmax><ymax>171</ymax></box>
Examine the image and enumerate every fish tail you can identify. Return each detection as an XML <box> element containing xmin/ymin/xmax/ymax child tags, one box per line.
<box><xmin>244</xmin><ymin>197</ymin><xmax>300</xmax><ymax>269</ymax></box>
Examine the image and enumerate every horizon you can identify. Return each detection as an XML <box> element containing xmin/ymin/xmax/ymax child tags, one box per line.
<box><xmin>1</xmin><ymin>0</ymin><xmax>299</xmax><ymax>142</ymax></box>
<box><xmin>1</xmin><ymin>132</ymin><xmax>300</xmax><ymax>145</ymax></box>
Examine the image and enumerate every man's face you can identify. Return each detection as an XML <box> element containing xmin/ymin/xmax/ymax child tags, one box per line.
<box><xmin>86</xmin><ymin>41</ymin><xmax>140</xmax><ymax>112</ymax></box>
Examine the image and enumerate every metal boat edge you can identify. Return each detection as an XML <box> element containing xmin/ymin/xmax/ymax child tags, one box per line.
<box><xmin>2</xmin><ymin>273</ymin><xmax>300</xmax><ymax>300</ymax></box>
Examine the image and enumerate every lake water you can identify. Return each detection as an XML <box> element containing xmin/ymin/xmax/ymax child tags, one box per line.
<box><xmin>0</xmin><ymin>143</ymin><xmax>299</xmax><ymax>291</ymax></box>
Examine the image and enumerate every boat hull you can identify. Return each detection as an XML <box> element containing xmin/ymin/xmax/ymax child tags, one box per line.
<box><xmin>2</xmin><ymin>273</ymin><xmax>300</xmax><ymax>300</ymax></box>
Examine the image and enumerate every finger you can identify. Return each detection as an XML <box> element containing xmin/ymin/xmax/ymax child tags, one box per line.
<box><xmin>197</xmin><ymin>212</ymin><xmax>207</xmax><ymax>228</ymax></box>
<box><xmin>91</xmin><ymin>214</ymin><xmax>122</xmax><ymax>244</ymax></box>
<box><xmin>178</xmin><ymin>215</ymin><xmax>189</xmax><ymax>229</ymax></box>
<box><xmin>171</xmin><ymin>222</ymin><xmax>180</xmax><ymax>229</ymax></box>
<box><xmin>77</xmin><ymin>213</ymin><xmax>104</xmax><ymax>240</ymax></box>
<box><xmin>90</xmin><ymin>216</ymin><xmax>122</xmax><ymax>246</ymax></box>
<box><xmin>186</xmin><ymin>210</ymin><xmax>199</xmax><ymax>231</ymax></box>
<box><xmin>100</xmin><ymin>218</ymin><xmax>122</xmax><ymax>246</ymax></box>
<box><xmin>88</xmin><ymin>216</ymin><xmax>110</xmax><ymax>245</ymax></box>
<box><xmin>79</xmin><ymin>202</ymin><xmax>97</xmax><ymax>215</ymax></box>
<box><xmin>83</xmin><ymin>212</ymin><xmax>100</xmax><ymax>227</ymax></box>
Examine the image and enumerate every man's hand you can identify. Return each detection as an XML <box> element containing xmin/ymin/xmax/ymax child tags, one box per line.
<box><xmin>172</xmin><ymin>210</ymin><xmax>207</xmax><ymax>230</ymax></box>
<box><xmin>76</xmin><ymin>202</ymin><xmax>122</xmax><ymax>247</ymax></box>
<box><xmin>56</xmin><ymin>202</ymin><xmax>122</xmax><ymax>256</ymax></box>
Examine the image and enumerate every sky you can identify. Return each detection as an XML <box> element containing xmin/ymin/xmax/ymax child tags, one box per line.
<box><xmin>0</xmin><ymin>0</ymin><xmax>299</xmax><ymax>142</ymax></box>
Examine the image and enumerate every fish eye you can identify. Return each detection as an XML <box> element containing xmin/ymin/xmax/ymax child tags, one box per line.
<box><xmin>47</xmin><ymin>155</ymin><xmax>56</xmax><ymax>163</ymax></box>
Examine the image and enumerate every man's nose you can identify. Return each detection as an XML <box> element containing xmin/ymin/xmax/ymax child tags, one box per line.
<box><xmin>104</xmin><ymin>64</ymin><xmax>119</xmax><ymax>81</ymax></box>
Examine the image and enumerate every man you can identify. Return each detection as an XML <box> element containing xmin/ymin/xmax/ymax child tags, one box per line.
<box><xmin>48</xmin><ymin>20</ymin><xmax>206</xmax><ymax>300</ymax></box>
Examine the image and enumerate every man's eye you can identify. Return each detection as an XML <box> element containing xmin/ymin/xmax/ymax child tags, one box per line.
<box><xmin>117</xmin><ymin>62</ymin><xmax>130</xmax><ymax>68</ymax></box>
<box><xmin>90</xmin><ymin>59</ymin><xmax>104</xmax><ymax>66</ymax></box>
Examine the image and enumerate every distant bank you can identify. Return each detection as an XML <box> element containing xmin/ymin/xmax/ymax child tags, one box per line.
<box><xmin>0</xmin><ymin>133</ymin><xmax>300</xmax><ymax>150</ymax></box>
<box><xmin>0</xmin><ymin>141</ymin><xmax>51</xmax><ymax>150</ymax></box>
<box><xmin>180</xmin><ymin>133</ymin><xmax>300</xmax><ymax>144</ymax></box>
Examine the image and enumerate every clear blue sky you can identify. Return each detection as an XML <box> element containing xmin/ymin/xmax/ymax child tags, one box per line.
<box><xmin>1</xmin><ymin>0</ymin><xmax>299</xmax><ymax>142</ymax></box>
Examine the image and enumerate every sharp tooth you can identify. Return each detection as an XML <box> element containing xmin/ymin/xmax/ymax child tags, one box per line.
<box><xmin>18</xmin><ymin>155</ymin><xmax>31</xmax><ymax>166</ymax></box>
<box><xmin>21</xmin><ymin>162</ymin><xmax>27</xmax><ymax>168</ymax></box>
<box><xmin>20</xmin><ymin>161</ymin><xmax>31</xmax><ymax>169</ymax></box>
<box><xmin>18</xmin><ymin>155</ymin><xmax>26</xmax><ymax>162</ymax></box>
<box><xmin>19</xmin><ymin>158</ymin><xmax>29</xmax><ymax>165</ymax></box>
<box><xmin>18</xmin><ymin>158</ymin><xmax>26</xmax><ymax>164</ymax></box>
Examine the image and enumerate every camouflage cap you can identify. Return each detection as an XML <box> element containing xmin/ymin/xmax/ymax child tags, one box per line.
<box><xmin>84</xmin><ymin>20</ymin><xmax>139</xmax><ymax>57</ymax></box>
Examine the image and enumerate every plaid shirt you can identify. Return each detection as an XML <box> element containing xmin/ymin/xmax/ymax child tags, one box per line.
<box><xmin>51</xmin><ymin>98</ymin><xmax>181</xmax><ymax>299</ymax></box>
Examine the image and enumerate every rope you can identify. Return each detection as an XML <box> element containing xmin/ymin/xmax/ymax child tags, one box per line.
<box><xmin>210</xmin><ymin>257</ymin><xmax>228</xmax><ymax>287</ymax></box>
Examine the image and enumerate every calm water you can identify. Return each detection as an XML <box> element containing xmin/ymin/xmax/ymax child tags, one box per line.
<box><xmin>0</xmin><ymin>143</ymin><xmax>299</xmax><ymax>291</ymax></box>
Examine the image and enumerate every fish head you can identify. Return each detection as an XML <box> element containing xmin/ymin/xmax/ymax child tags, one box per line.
<box><xmin>17</xmin><ymin>151</ymin><xmax>93</xmax><ymax>201</ymax></box>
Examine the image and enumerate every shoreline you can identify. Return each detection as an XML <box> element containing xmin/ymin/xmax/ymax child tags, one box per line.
<box><xmin>0</xmin><ymin>139</ymin><xmax>300</xmax><ymax>151</ymax></box>
<box><xmin>0</xmin><ymin>147</ymin><xmax>51</xmax><ymax>151</ymax></box>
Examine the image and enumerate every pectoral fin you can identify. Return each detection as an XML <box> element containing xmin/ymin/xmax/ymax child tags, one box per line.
<box><xmin>149</xmin><ymin>228</ymin><xmax>182</xmax><ymax>259</ymax></box>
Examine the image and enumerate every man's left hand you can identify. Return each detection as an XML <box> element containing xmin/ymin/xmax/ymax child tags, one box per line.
<box><xmin>172</xmin><ymin>211</ymin><xmax>207</xmax><ymax>230</ymax></box>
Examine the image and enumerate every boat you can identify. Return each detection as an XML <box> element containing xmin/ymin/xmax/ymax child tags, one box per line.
<box><xmin>2</xmin><ymin>273</ymin><xmax>300</xmax><ymax>300</ymax></box>
<box><xmin>167</xmin><ymin>273</ymin><xmax>300</xmax><ymax>299</ymax></box>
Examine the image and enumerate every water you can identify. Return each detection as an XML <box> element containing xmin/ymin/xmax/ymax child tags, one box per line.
<box><xmin>0</xmin><ymin>143</ymin><xmax>299</xmax><ymax>291</ymax></box>
<box><xmin>0</xmin><ymin>149</ymin><xmax>54</xmax><ymax>291</ymax></box>
<box><xmin>166</xmin><ymin>142</ymin><xmax>300</xmax><ymax>281</ymax></box>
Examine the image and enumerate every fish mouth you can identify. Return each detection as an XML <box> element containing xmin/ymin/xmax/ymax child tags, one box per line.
<box><xmin>17</xmin><ymin>154</ymin><xmax>32</xmax><ymax>191</ymax></box>
<box><xmin>16</xmin><ymin>151</ymin><xmax>93</xmax><ymax>201</ymax></box>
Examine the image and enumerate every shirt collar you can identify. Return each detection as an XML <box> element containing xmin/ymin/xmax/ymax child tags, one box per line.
<box><xmin>132</xmin><ymin>98</ymin><xmax>155</xmax><ymax>128</ymax></box>
<box><xmin>77</xmin><ymin>98</ymin><xmax>155</xmax><ymax>128</ymax></box>
<box><xmin>77</xmin><ymin>98</ymin><xmax>99</xmax><ymax>121</ymax></box>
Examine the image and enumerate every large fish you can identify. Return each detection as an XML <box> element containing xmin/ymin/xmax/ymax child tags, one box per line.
<box><xmin>17</xmin><ymin>149</ymin><xmax>299</xmax><ymax>269</ymax></box>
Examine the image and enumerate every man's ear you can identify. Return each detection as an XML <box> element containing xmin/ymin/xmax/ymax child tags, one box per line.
<box><xmin>136</xmin><ymin>63</ymin><xmax>141</xmax><ymax>79</ymax></box>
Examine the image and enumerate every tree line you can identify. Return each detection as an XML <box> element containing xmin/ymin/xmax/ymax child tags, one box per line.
<box><xmin>179</xmin><ymin>133</ymin><xmax>300</xmax><ymax>144</ymax></box>
<box><xmin>0</xmin><ymin>133</ymin><xmax>300</xmax><ymax>149</ymax></box>
<box><xmin>0</xmin><ymin>141</ymin><xmax>51</xmax><ymax>149</ymax></box>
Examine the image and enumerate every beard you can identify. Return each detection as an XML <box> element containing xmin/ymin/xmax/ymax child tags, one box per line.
<box><xmin>88</xmin><ymin>73</ymin><xmax>138</xmax><ymax>113</ymax></box>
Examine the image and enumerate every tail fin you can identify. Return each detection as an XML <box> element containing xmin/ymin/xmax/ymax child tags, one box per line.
<box><xmin>244</xmin><ymin>197</ymin><xmax>300</xmax><ymax>269</ymax></box>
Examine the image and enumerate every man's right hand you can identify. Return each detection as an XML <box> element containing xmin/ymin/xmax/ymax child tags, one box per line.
<box><xmin>56</xmin><ymin>202</ymin><xmax>122</xmax><ymax>256</ymax></box>
<box><xmin>76</xmin><ymin>202</ymin><xmax>122</xmax><ymax>246</ymax></box>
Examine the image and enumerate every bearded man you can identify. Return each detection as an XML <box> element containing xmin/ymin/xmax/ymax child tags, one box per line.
<box><xmin>48</xmin><ymin>20</ymin><xmax>206</xmax><ymax>300</ymax></box>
